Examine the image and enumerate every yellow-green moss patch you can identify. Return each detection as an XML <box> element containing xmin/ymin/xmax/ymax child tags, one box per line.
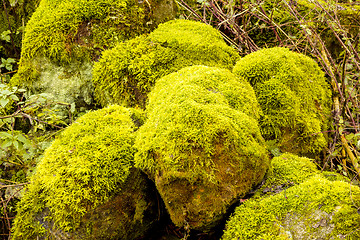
<box><xmin>253</xmin><ymin>153</ymin><xmax>348</xmax><ymax>200</ymax></box>
<box><xmin>222</xmin><ymin>175</ymin><xmax>360</xmax><ymax>240</ymax></box>
<box><xmin>233</xmin><ymin>47</ymin><xmax>332</xmax><ymax>157</ymax></box>
<box><xmin>10</xmin><ymin>0</ymin><xmax>176</xmax><ymax>107</ymax></box>
<box><xmin>12</xmin><ymin>105</ymin><xmax>150</xmax><ymax>239</ymax></box>
<box><xmin>135</xmin><ymin>65</ymin><xmax>270</xmax><ymax>231</ymax></box>
<box><xmin>92</xmin><ymin>19</ymin><xmax>240</xmax><ymax>108</ymax></box>
<box><xmin>148</xmin><ymin>65</ymin><xmax>261</xmax><ymax>119</ymax></box>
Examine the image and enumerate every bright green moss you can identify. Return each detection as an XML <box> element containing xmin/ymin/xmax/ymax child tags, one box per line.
<box><xmin>12</xmin><ymin>105</ymin><xmax>144</xmax><ymax>239</ymax></box>
<box><xmin>148</xmin><ymin>65</ymin><xmax>261</xmax><ymax>119</ymax></box>
<box><xmin>134</xmin><ymin>65</ymin><xmax>270</xmax><ymax>230</ymax></box>
<box><xmin>135</xmin><ymin>65</ymin><xmax>267</xmax><ymax>182</ymax></box>
<box><xmin>9</xmin><ymin>0</ymin><xmax>174</xmax><ymax>93</ymax></box>
<box><xmin>92</xmin><ymin>19</ymin><xmax>240</xmax><ymax>108</ymax></box>
<box><xmin>20</xmin><ymin>0</ymin><xmax>147</xmax><ymax>63</ymax></box>
<box><xmin>253</xmin><ymin>153</ymin><xmax>348</xmax><ymax>200</ymax></box>
<box><xmin>233</xmin><ymin>47</ymin><xmax>332</xmax><ymax>157</ymax></box>
<box><xmin>222</xmin><ymin>175</ymin><xmax>360</xmax><ymax>240</ymax></box>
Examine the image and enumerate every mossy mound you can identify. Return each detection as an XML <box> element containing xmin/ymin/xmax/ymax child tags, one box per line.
<box><xmin>10</xmin><ymin>0</ymin><xmax>176</xmax><ymax>107</ymax></box>
<box><xmin>222</xmin><ymin>175</ymin><xmax>360</xmax><ymax>239</ymax></box>
<box><xmin>12</xmin><ymin>105</ymin><xmax>158</xmax><ymax>240</ymax></box>
<box><xmin>252</xmin><ymin>153</ymin><xmax>348</xmax><ymax>200</ymax></box>
<box><xmin>233</xmin><ymin>47</ymin><xmax>332</xmax><ymax>157</ymax></box>
<box><xmin>147</xmin><ymin>65</ymin><xmax>261</xmax><ymax>119</ymax></box>
<box><xmin>92</xmin><ymin>19</ymin><xmax>240</xmax><ymax>108</ymax></box>
<box><xmin>135</xmin><ymin>65</ymin><xmax>270</xmax><ymax>231</ymax></box>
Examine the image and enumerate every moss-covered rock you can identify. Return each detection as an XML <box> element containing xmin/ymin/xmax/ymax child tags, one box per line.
<box><xmin>252</xmin><ymin>153</ymin><xmax>348</xmax><ymax>200</ymax></box>
<box><xmin>10</xmin><ymin>0</ymin><xmax>177</xmax><ymax>108</ymax></box>
<box><xmin>12</xmin><ymin>105</ymin><xmax>158</xmax><ymax>240</ymax></box>
<box><xmin>92</xmin><ymin>19</ymin><xmax>240</xmax><ymax>108</ymax></box>
<box><xmin>233</xmin><ymin>47</ymin><xmax>332</xmax><ymax>157</ymax></box>
<box><xmin>135</xmin><ymin>65</ymin><xmax>270</xmax><ymax>231</ymax></box>
<box><xmin>147</xmin><ymin>65</ymin><xmax>261</xmax><ymax>120</ymax></box>
<box><xmin>222</xmin><ymin>175</ymin><xmax>360</xmax><ymax>239</ymax></box>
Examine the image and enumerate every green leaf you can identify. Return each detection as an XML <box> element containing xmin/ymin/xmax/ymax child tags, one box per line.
<box><xmin>10</xmin><ymin>94</ymin><xmax>19</xmax><ymax>101</ymax></box>
<box><xmin>0</xmin><ymin>31</ymin><xmax>11</xmax><ymax>42</ymax></box>
<box><xmin>70</xmin><ymin>103</ymin><xmax>76</xmax><ymax>114</ymax></box>
<box><xmin>0</xmin><ymin>98</ymin><xmax>9</xmax><ymax>108</ymax></box>
<box><xmin>0</xmin><ymin>132</ymin><xmax>13</xmax><ymax>139</ymax></box>
<box><xmin>13</xmin><ymin>140</ymin><xmax>19</xmax><ymax>150</ymax></box>
<box><xmin>16</xmin><ymin>134</ymin><xmax>31</xmax><ymax>147</ymax></box>
<box><xmin>1</xmin><ymin>89</ymin><xmax>11</xmax><ymax>96</ymax></box>
<box><xmin>9</xmin><ymin>0</ymin><xmax>18</xmax><ymax>7</ymax></box>
<box><xmin>1</xmin><ymin>139</ymin><xmax>12</xmax><ymax>149</ymax></box>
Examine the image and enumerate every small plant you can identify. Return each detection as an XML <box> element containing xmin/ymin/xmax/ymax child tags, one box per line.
<box><xmin>0</xmin><ymin>79</ymin><xmax>74</xmax><ymax>238</ymax></box>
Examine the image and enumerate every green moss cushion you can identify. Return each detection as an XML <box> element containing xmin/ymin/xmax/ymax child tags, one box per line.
<box><xmin>251</xmin><ymin>153</ymin><xmax>348</xmax><ymax>200</ymax></box>
<box><xmin>11</xmin><ymin>105</ymin><xmax>158</xmax><ymax>240</ymax></box>
<box><xmin>222</xmin><ymin>175</ymin><xmax>360</xmax><ymax>240</ymax></box>
<box><xmin>233</xmin><ymin>47</ymin><xmax>332</xmax><ymax>156</ymax></box>
<box><xmin>135</xmin><ymin>65</ymin><xmax>270</xmax><ymax>231</ymax></box>
<box><xmin>92</xmin><ymin>19</ymin><xmax>240</xmax><ymax>108</ymax></box>
<box><xmin>10</xmin><ymin>0</ymin><xmax>175</xmax><ymax>107</ymax></box>
<box><xmin>147</xmin><ymin>65</ymin><xmax>261</xmax><ymax>119</ymax></box>
<box><xmin>18</xmin><ymin>0</ymin><xmax>149</xmax><ymax>64</ymax></box>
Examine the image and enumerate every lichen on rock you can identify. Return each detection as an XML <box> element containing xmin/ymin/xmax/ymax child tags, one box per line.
<box><xmin>233</xmin><ymin>47</ymin><xmax>332</xmax><ymax>157</ymax></box>
<box><xmin>222</xmin><ymin>175</ymin><xmax>360</xmax><ymax>240</ymax></box>
<box><xmin>92</xmin><ymin>19</ymin><xmax>240</xmax><ymax>108</ymax></box>
<box><xmin>135</xmin><ymin>65</ymin><xmax>270</xmax><ymax>231</ymax></box>
<box><xmin>12</xmin><ymin>105</ymin><xmax>158</xmax><ymax>240</ymax></box>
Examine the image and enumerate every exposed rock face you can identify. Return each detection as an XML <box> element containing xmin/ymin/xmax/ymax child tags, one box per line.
<box><xmin>135</xmin><ymin>65</ymin><xmax>270</xmax><ymax>231</ymax></box>
<box><xmin>10</xmin><ymin>0</ymin><xmax>177</xmax><ymax>108</ymax></box>
<box><xmin>92</xmin><ymin>19</ymin><xmax>240</xmax><ymax>108</ymax></box>
<box><xmin>12</xmin><ymin>105</ymin><xmax>159</xmax><ymax>240</ymax></box>
<box><xmin>222</xmin><ymin>156</ymin><xmax>360</xmax><ymax>240</ymax></box>
<box><xmin>233</xmin><ymin>47</ymin><xmax>332</xmax><ymax>157</ymax></box>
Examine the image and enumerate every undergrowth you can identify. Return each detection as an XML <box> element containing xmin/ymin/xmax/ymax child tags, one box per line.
<box><xmin>178</xmin><ymin>0</ymin><xmax>360</xmax><ymax>182</ymax></box>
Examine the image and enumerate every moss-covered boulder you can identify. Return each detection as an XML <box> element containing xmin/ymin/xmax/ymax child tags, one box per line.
<box><xmin>92</xmin><ymin>19</ymin><xmax>240</xmax><ymax>108</ymax></box>
<box><xmin>135</xmin><ymin>65</ymin><xmax>270</xmax><ymax>231</ymax></box>
<box><xmin>233</xmin><ymin>47</ymin><xmax>332</xmax><ymax>157</ymax></box>
<box><xmin>222</xmin><ymin>175</ymin><xmax>360</xmax><ymax>239</ymax></box>
<box><xmin>252</xmin><ymin>153</ymin><xmax>348</xmax><ymax>200</ymax></box>
<box><xmin>12</xmin><ymin>105</ymin><xmax>159</xmax><ymax>240</ymax></box>
<box><xmin>10</xmin><ymin>0</ymin><xmax>177</xmax><ymax>108</ymax></box>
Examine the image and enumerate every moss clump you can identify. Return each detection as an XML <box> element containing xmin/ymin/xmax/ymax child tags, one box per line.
<box><xmin>252</xmin><ymin>153</ymin><xmax>348</xmax><ymax>200</ymax></box>
<box><xmin>148</xmin><ymin>65</ymin><xmax>261</xmax><ymax>120</ymax></box>
<box><xmin>135</xmin><ymin>65</ymin><xmax>270</xmax><ymax>231</ymax></box>
<box><xmin>10</xmin><ymin>0</ymin><xmax>176</xmax><ymax>107</ymax></box>
<box><xmin>92</xmin><ymin>19</ymin><xmax>240</xmax><ymax>108</ymax></box>
<box><xmin>222</xmin><ymin>175</ymin><xmax>360</xmax><ymax>240</ymax></box>
<box><xmin>233</xmin><ymin>47</ymin><xmax>332</xmax><ymax>157</ymax></box>
<box><xmin>11</xmin><ymin>105</ymin><xmax>154</xmax><ymax>240</ymax></box>
<box><xmin>16</xmin><ymin>0</ymin><xmax>149</xmax><ymax>65</ymax></box>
